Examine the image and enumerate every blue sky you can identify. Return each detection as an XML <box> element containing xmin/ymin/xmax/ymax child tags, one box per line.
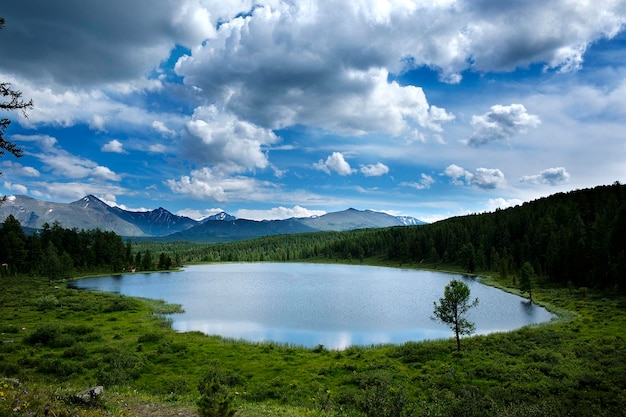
<box><xmin>1</xmin><ymin>1</ymin><xmax>625</xmax><ymax>222</ymax></box>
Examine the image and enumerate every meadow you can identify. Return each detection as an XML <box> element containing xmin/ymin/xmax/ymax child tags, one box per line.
<box><xmin>1</xmin><ymin>258</ymin><xmax>625</xmax><ymax>417</ymax></box>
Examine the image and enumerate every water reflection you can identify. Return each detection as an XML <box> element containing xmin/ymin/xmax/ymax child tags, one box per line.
<box><xmin>70</xmin><ymin>263</ymin><xmax>555</xmax><ymax>349</ymax></box>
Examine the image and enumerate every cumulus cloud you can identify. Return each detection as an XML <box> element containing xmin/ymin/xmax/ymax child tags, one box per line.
<box><xmin>176</xmin><ymin>7</ymin><xmax>456</xmax><ymax>137</ymax></box>
<box><xmin>3</xmin><ymin>1</ymin><xmax>623</xmax><ymax>90</ymax></box>
<box><xmin>165</xmin><ymin>167</ymin><xmax>279</xmax><ymax>203</ymax></box>
<box><xmin>102</xmin><ymin>139</ymin><xmax>125</xmax><ymax>153</ymax></box>
<box><xmin>487</xmin><ymin>198</ymin><xmax>523</xmax><ymax>211</ymax></box>
<box><xmin>401</xmin><ymin>174</ymin><xmax>436</xmax><ymax>190</ymax></box>
<box><xmin>360</xmin><ymin>162</ymin><xmax>390</xmax><ymax>177</ymax></box>
<box><xmin>182</xmin><ymin>105</ymin><xmax>280</xmax><ymax>174</ymax></box>
<box><xmin>92</xmin><ymin>166</ymin><xmax>122</xmax><ymax>181</ymax></box>
<box><xmin>467</xmin><ymin>104</ymin><xmax>541</xmax><ymax>146</ymax></box>
<box><xmin>443</xmin><ymin>164</ymin><xmax>506</xmax><ymax>189</ymax></box>
<box><xmin>470</xmin><ymin>168</ymin><xmax>507</xmax><ymax>189</ymax></box>
<box><xmin>1</xmin><ymin>1</ymin><xmax>623</xmax><ymax>141</ymax></box>
<box><xmin>520</xmin><ymin>167</ymin><xmax>571</xmax><ymax>185</ymax></box>
<box><xmin>314</xmin><ymin>152</ymin><xmax>354</xmax><ymax>176</ymax></box>
<box><xmin>443</xmin><ymin>164</ymin><xmax>473</xmax><ymax>185</ymax></box>
<box><xmin>236</xmin><ymin>206</ymin><xmax>327</xmax><ymax>221</ymax></box>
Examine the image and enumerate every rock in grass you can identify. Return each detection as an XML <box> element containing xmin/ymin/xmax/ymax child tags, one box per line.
<box><xmin>75</xmin><ymin>386</ymin><xmax>104</xmax><ymax>404</ymax></box>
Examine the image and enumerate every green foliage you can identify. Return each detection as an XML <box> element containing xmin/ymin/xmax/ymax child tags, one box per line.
<box><xmin>150</xmin><ymin>183</ymin><xmax>626</xmax><ymax>293</ymax></box>
<box><xmin>197</xmin><ymin>362</ymin><xmax>237</xmax><ymax>417</ymax></box>
<box><xmin>432</xmin><ymin>279</ymin><xmax>479</xmax><ymax>351</ymax></box>
<box><xmin>24</xmin><ymin>323</ymin><xmax>60</xmax><ymax>345</ymax></box>
<box><xmin>95</xmin><ymin>348</ymin><xmax>142</xmax><ymax>386</ymax></box>
<box><xmin>36</xmin><ymin>294</ymin><xmax>59</xmax><ymax>311</ymax></box>
<box><xmin>3</xmin><ymin>183</ymin><xmax>626</xmax><ymax>416</ymax></box>
<box><xmin>520</xmin><ymin>261</ymin><xmax>534</xmax><ymax>301</ymax></box>
<box><xmin>0</xmin><ymin>217</ymin><xmax>128</xmax><ymax>277</ymax></box>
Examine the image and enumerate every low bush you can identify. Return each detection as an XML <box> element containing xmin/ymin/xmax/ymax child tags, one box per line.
<box><xmin>24</xmin><ymin>323</ymin><xmax>60</xmax><ymax>345</ymax></box>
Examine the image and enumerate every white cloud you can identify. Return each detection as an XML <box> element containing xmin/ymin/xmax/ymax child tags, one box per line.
<box><xmin>443</xmin><ymin>165</ymin><xmax>506</xmax><ymax>189</ymax></box>
<box><xmin>487</xmin><ymin>198</ymin><xmax>523</xmax><ymax>211</ymax></box>
<box><xmin>3</xmin><ymin>181</ymin><xmax>28</xmax><ymax>194</ymax></box>
<box><xmin>360</xmin><ymin>162</ymin><xmax>390</xmax><ymax>177</ymax></box>
<box><xmin>182</xmin><ymin>105</ymin><xmax>280</xmax><ymax>174</ymax></box>
<box><xmin>165</xmin><ymin>166</ymin><xmax>279</xmax><ymax>203</ymax></box>
<box><xmin>1</xmin><ymin>161</ymin><xmax>41</xmax><ymax>177</ymax></box>
<box><xmin>236</xmin><ymin>206</ymin><xmax>327</xmax><ymax>221</ymax></box>
<box><xmin>13</xmin><ymin>134</ymin><xmax>121</xmax><ymax>181</ymax></box>
<box><xmin>148</xmin><ymin>144</ymin><xmax>167</xmax><ymax>153</ymax></box>
<box><xmin>471</xmin><ymin>168</ymin><xmax>507</xmax><ymax>189</ymax></box>
<box><xmin>166</xmin><ymin>168</ymin><xmax>227</xmax><ymax>202</ymax></box>
<box><xmin>467</xmin><ymin>104</ymin><xmax>541</xmax><ymax>146</ymax></box>
<box><xmin>175</xmin><ymin>208</ymin><xmax>227</xmax><ymax>221</ymax></box>
<box><xmin>152</xmin><ymin>120</ymin><xmax>176</xmax><ymax>136</ymax></box>
<box><xmin>443</xmin><ymin>164</ymin><xmax>473</xmax><ymax>185</ymax></box>
<box><xmin>29</xmin><ymin>181</ymin><xmax>128</xmax><ymax>201</ymax></box>
<box><xmin>314</xmin><ymin>152</ymin><xmax>354</xmax><ymax>176</ymax></box>
<box><xmin>520</xmin><ymin>167</ymin><xmax>571</xmax><ymax>185</ymax></box>
<box><xmin>102</xmin><ymin>139</ymin><xmax>125</xmax><ymax>153</ymax></box>
<box><xmin>401</xmin><ymin>173</ymin><xmax>436</xmax><ymax>190</ymax></box>
<box><xmin>92</xmin><ymin>166</ymin><xmax>122</xmax><ymax>182</ymax></box>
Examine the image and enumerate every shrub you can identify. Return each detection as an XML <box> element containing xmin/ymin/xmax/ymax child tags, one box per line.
<box><xmin>137</xmin><ymin>332</ymin><xmax>164</xmax><ymax>343</ymax></box>
<box><xmin>95</xmin><ymin>348</ymin><xmax>142</xmax><ymax>386</ymax></box>
<box><xmin>37</xmin><ymin>357</ymin><xmax>84</xmax><ymax>377</ymax></box>
<box><xmin>0</xmin><ymin>323</ymin><xmax>19</xmax><ymax>333</ymax></box>
<box><xmin>24</xmin><ymin>323</ymin><xmax>60</xmax><ymax>345</ymax></box>
<box><xmin>63</xmin><ymin>343</ymin><xmax>87</xmax><ymax>358</ymax></box>
<box><xmin>103</xmin><ymin>297</ymin><xmax>138</xmax><ymax>312</ymax></box>
<box><xmin>36</xmin><ymin>294</ymin><xmax>59</xmax><ymax>311</ymax></box>
<box><xmin>197</xmin><ymin>362</ymin><xmax>238</xmax><ymax>417</ymax></box>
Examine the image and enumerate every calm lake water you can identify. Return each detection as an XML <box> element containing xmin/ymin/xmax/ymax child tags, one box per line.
<box><xmin>70</xmin><ymin>263</ymin><xmax>555</xmax><ymax>349</ymax></box>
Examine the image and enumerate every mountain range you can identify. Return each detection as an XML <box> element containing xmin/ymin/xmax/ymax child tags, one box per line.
<box><xmin>0</xmin><ymin>195</ymin><xmax>425</xmax><ymax>242</ymax></box>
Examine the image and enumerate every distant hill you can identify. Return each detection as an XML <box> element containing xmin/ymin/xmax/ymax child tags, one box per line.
<box><xmin>0</xmin><ymin>195</ymin><xmax>424</xmax><ymax>240</ymax></box>
<box><xmin>166</xmin><ymin>208</ymin><xmax>425</xmax><ymax>242</ymax></box>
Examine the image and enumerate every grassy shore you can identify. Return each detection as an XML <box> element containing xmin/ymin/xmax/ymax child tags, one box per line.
<box><xmin>1</xmin><ymin>260</ymin><xmax>625</xmax><ymax>416</ymax></box>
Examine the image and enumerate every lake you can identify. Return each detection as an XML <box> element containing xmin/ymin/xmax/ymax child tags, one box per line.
<box><xmin>70</xmin><ymin>263</ymin><xmax>555</xmax><ymax>349</ymax></box>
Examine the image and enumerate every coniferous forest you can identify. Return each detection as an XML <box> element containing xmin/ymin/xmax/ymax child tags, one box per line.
<box><xmin>175</xmin><ymin>183</ymin><xmax>626</xmax><ymax>292</ymax></box>
<box><xmin>0</xmin><ymin>218</ymin><xmax>176</xmax><ymax>279</ymax></box>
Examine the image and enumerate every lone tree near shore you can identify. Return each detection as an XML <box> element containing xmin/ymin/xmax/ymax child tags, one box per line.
<box><xmin>432</xmin><ymin>279</ymin><xmax>479</xmax><ymax>352</ymax></box>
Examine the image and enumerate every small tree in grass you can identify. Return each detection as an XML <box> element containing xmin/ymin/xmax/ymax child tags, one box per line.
<box><xmin>432</xmin><ymin>279</ymin><xmax>479</xmax><ymax>352</ymax></box>
<box><xmin>197</xmin><ymin>362</ymin><xmax>236</xmax><ymax>417</ymax></box>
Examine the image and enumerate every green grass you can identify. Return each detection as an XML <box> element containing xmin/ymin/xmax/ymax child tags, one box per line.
<box><xmin>1</xmin><ymin>261</ymin><xmax>625</xmax><ymax>417</ymax></box>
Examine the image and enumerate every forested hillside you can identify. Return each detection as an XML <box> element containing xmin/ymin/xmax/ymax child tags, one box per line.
<box><xmin>0</xmin><ymin>218</ymin><xmax>129</xmax><ymax>278</ymax></box>
<box><xmin>3</xmin><ymin>183</ymin><xmax>625</xmax><ymax>291</ymax></box>
<box><xmin>179</xmin><ymin>183</ymin><xmax>626</xmax><ymax>291</ymax></box>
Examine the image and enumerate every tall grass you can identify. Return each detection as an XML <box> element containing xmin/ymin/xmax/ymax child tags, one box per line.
<box><xmin>1</xmin><ymin>264</ymin><xmax>625</xmax><ymax>416</ymax></box>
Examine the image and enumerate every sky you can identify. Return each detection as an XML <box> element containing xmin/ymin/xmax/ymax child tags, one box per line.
<box><xmin>1</xmin><ymin>1</ymin><xmax>625</xmax><ymax>222</ymax></box>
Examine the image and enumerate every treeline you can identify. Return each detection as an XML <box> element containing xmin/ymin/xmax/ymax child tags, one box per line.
<box><xmin>3</xmin><ymin>183</ymin><xmax>625</xmax><ymax>289</ymax></box>
<box><xmin>178</xmin><ymin>183</ymin><xmax>626</xmax><ymax>291</ymax></box>
<box><xmin>0</xmin><ymin>217</ymin><xmax>177</xmax><ymax>278</ymax></box>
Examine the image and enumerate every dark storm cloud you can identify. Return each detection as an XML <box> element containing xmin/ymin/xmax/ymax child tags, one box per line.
<box><xmin>0</xmin><ymin>0</ymin><xmax>214</xmax><ymax>86</ymax></box>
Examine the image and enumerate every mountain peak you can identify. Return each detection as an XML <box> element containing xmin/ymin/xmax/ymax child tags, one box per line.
<box><xmin>204</xmin><ymin>212</ymin><xmax>237</xmax><ymax>222</ymax></box>
<box><xmin>71</xmin><ymin>195</ymin><xmax>110</xmax><ymax>210</ymax></box>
